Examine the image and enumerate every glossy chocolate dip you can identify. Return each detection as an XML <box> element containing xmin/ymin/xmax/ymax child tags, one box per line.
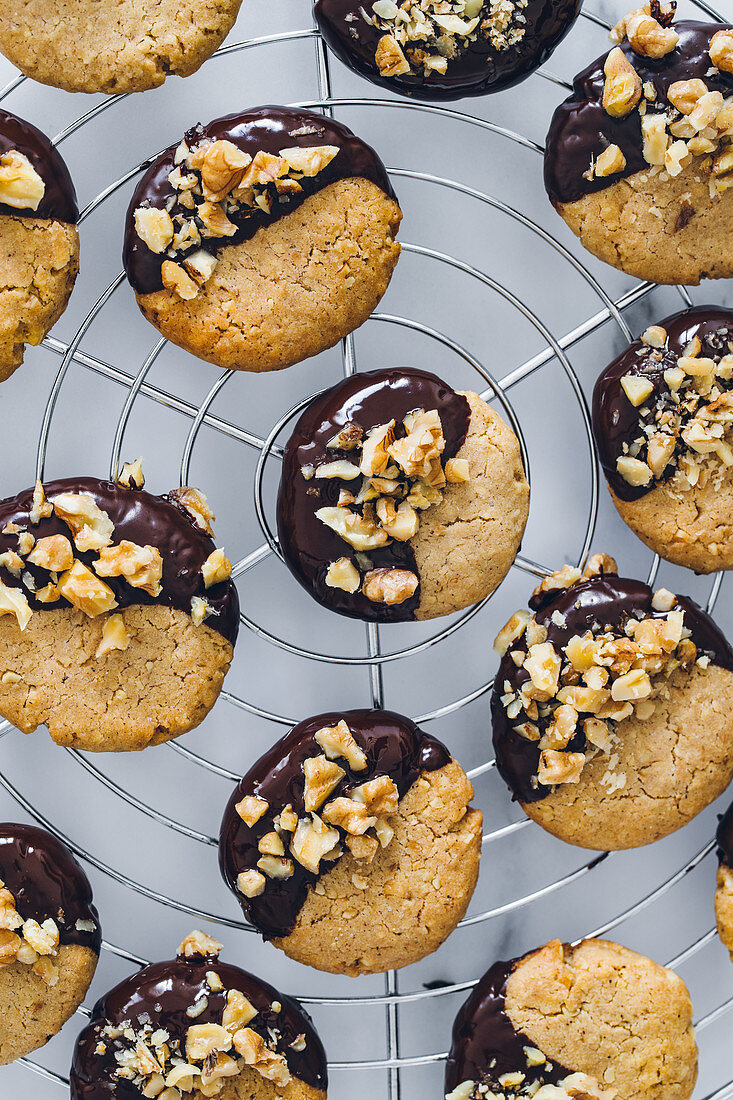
<box><xmin>717</xmin><ymin>800</ymin><xmax>733</xmax><ymax>867</ymax></box>
<box><xmin>544</xmin><ymin>22</ymin><xmax>733</xmax><ymax>205</ymax></box>
<box><xmin>0</xmin><ymin>477</ymin><xmax>239</xmax><ymax>644</ymax></box>
<box><xmin>123</xmin><ymin>105</ymin><xmax>396</xmax><ymax>295</ymax></box>
<box><xmin>219</xmin><ymin>708</ymin><xmax>451</xmax><ymax>939</ymax></box>
<box><xmin>70</xmin><ymin>950</ymin><xmax>327</xmax><ymax>1099</ymax></box>
<box><xmin>276</xmin><ymin>367</ymin><xmax>470</xmax><ymax>622</ymax></box>
<box><xmin>492</xmin><ymin>571</ymin><xmax>733</xmax><ymax>804</ymax></box>
<box><xmin>315</xmin><ymin>0</ymin><xmax>581</xmax><ymax>101</ymax></box>
<box><xmin>0</xmin><ymin>822</ymin><xmax>100</xmax><ymax>953</ymax></box>
<box><xmin>0</xmin><ymin>108</ymin><xmax>78</xmax><ymax>223</ymax></box>
<box><xmin>592</xmin><ymin>307</ymin><xmax>733</xmax><ymax>502</ymax></box>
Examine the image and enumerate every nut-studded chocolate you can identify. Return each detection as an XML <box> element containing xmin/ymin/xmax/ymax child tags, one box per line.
<box><xmin>0</xmin><ymin>108</ymin><xmax>77</xmax><ymax>223</ymax></box>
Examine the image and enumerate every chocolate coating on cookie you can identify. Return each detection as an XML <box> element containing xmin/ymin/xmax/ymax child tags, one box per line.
<box><xmin>276</xmin><ymin>367</ymin><xmax>470</xmax><ymax>622</ymax></box>
<box><xmin>0</xmin><ymin>477</ymin><xmax>239</xmax><ymax>644</ymax></box>
<box><xmin>446</xmin><ymin>956</ymin><xmax>569</xmax><ymax>1094</ymax></box>
<box><xmin>0</xmin><ymin>822</ymin><xmax>100</xmax><ymax>953</ymax></box>
<box><xmin>0</xmin><ymin>108</ymin><xmax>78</xmax><ymax>223</ymax></box>
<box><xmin>70</xmin><ymin>950</ymin><xmax>327</xmax><ymax>1099</ymax></box>
<box><xmin>219</xmin><ymin>708</ymin><xmax>451</xmax><ymax>938</ymax></box>
<box><xmin>124</xmin><ymin>105</ymin><xmax>396</xmax><ymax>295</ymax></box>
<box><xmin>592</xmin><ymin>307</ymin><xmax>733</xmax><ymax>502</ymax></box>
<box><xmin>717</xmin><ymin>801</ymin><xmax>733</xmax><ymax>867</ymax></box>
<box><xmin>492</xmin><ymin>571</ymin><xmax>733</xmax><ymax>804</ymax></box>
<box><xmin>544</xmin><ymin>22</ymin><xmax>733</xmax><ymax>205</ymax></box>
<box><xmin>315</xmin><ymin>0</ymin><xmax>581</xmax><ymax>101</ymax></box>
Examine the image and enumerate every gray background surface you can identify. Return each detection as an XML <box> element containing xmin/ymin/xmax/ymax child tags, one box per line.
<box><xmin>0</xmin><ymin>0</ymin><xmax>732</xmax><ymax>1096</ymax></box>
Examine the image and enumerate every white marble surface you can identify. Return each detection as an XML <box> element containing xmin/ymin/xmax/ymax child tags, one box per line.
<box><xmin>0</xmin><ymin>0</ymin><xmax>732</xmax><ymax>1096</ymax></box>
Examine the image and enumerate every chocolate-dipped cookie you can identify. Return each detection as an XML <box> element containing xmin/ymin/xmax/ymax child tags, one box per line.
<box><xmin>276</xmin><ymin>367</ymin><xmax>529</xmax><ymax>622</ymax></box>
<box><xmin>544</xmin><ymin>14</ymin><xmax>733</xmax><ymax>285</ymax></box>
<box><xmin>0</xmin><ymin>0</ymin><xmax>244</xmax><ymax>94</ymax></box>
<box><xmin>124</xmin><ymin>106</ymin><xmax>401</xmax><ymax>373</ymax></box>
<box><xmin>314</xmin><ymin>0</ymin><xmax>581</xmax><ymax>101</ymax></box>
<box><xmin>446</xmin><ymin>938</ymin><xmax>697</xmax><ymax>1100</ymax></box>
<box><xmin>0</xmin><ymin>468</ymin><xmax>238</xmax><ymax>752</ymax></box>
<box><xmin>0</xmin><ymin>822</ymin><xmax>100</xmax><ymax>1064</ymax></box>
<box><xmin>220</xmin><ymin>709</ymin><xmax>482</xmax><ymax>975</ymax></box>
<box><xmin>70</xmin><ymin>929</ymin><xmax>327</xmax><ymax>1100</ymax></box>
<box><xmin>715</xmin><ymin>800</ymin><xmax>733</xmax><ymax>961</ymax></box>
<box><xmin>593</xmin><ymin>307</ymin><xmax>733</xmax><ymax>573</ymax></box>
<box><xmin>0</xmin><ymin>108</ymin><xmax>79</xmax><ymax>383</ymax></box>
<box><xmin>491</xmin><ymin>554</ymin><xmax>733</xmax><ymax>849</ymax></box>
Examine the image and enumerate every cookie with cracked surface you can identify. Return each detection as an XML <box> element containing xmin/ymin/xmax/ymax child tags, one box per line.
<box><xmin>124</xmin><ymin>106</ymin><xmax>401</xmax><ymax>373</ymax></box>
<box><xmin>544</xmin><ymin>17</ymin><xmax>733</xmax><ymax>284</ymax></box>
<box><xmin>220</xmin><ymin>709</ymin><xmax>483</xmax><ymax>975</ymax></box>
<box><xmin>0</xmin><ymin>0</ymin><xmax>244</xmax><ymax>94</ymax></box>
<box><xmin>0</xmin><ymin>471</ymin><xmax>239</xmax><ymax>752</ymax></box>
<box><xmin>71</xmin><ymin>930</ymin><xmax>328</xmax><ymax>1100</ymax></box>
<box><xmin>715</xmin><ymin>800</ymin><xmax>733</xmax><ymax>960</ymax></box>
<box><xmin>445</xmin><ymin>938</ymin><xmax>697</xmax><ymax>1100</ymax></box>
<box><xmin>593</xmin><ymin>307</ymin><xmax>733</xmax><ymax>573</ymax></box>
<box><xmin>276</xmin><ymin>367</ymin><xmax>529</xmax><ymax>622</ymax></box>
<box><xmin>491</xmin><ymin>555</ymin><xmax>733</xmax><ymax>849</ymax></box>
<box><xmin>0</xmin><ymin>822</ymin><xmax>101</xmax><ymax>1064</ymax></box>
<box><xmin>0</xmin><ymin>108</ymin><xmax>79</xmax><ymax>383</ymax></box>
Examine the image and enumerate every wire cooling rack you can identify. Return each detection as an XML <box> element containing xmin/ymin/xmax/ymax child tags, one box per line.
<box><xmin>1</xmin><ymin>0</ymin><xmax>733</xmax><ymax>1096</ymax></box>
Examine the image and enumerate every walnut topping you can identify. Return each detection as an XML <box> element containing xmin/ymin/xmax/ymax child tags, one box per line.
<box><xmin>190</xmin><ymin>595</ymin><xmax>215</xmax><ymax>626</ymax></box>
<box><xmin>235</xmin><ymin>795</ymin><xmax>269</xmax><ymax>826</ymax></box>
<box><xmin>201</xmin><ymin>548</ymin><xmax>232</xmax><ymax>588</ymax></box>
<box><xmin>710</xmin><ymin>29</ymin><xmax>733</xmax><ymax>74</ymax></box>
<box><xmin>303</xmin><ymin>755</ymin><xmax>346</xmax><ymax>812</ymax></box>
<box><xmin>531</xmin><ymin>565</ymin><xmax>582</xmax><ymax>602</ymax></box>
<box><xmin>117</xmin><ymin>459</ymin><xmax>145</xmax><ymax>490</ymax></box>
<box><xmin>237</xmin><ymin>869</ymin><xmax>266</xmax><ymax>898</ymax></box>
<box><xmin>290</xmin><ymin>815</ymin><xmax>341</xmax><ymax>874</ymax></box>
<box><xmin>134</xmin><ymin>207</ymin><xmax>174</xmax><ymax>253</ymax></box>
<box><xmin>95</xmin><ymin>541</ymin><xmax>163</xmax><ymax>597</ymax></box>
<box><xmin>362</xmin><ymin>566</ymin><xmax>419</xmax><ymax>605</ymax></box>
<box><xmin>0</xmin><ymin>149</ymin><xmax>45</xmax><ymax>210</ymax></box>
<box><xmin>594</xmin><ymin>144</ymin><xmax>627</xmax><ymax>177</ymax></box>
<box><xmin>314</xmin><ymin>719</ymin><xmax>368</xmax><ymax>770</ymax></box>
<box><xmin>625</xmin><ymin>7</ymin><xmax>678</xmax><ymax>57</ymax></box>
<box><xmin>161</xmin><ymin>259</ymin><xmax>200</xmax><ymax>300</ymax></box>
<box><xmin>29</xmin><ymin>480</ymin><xmax>53</xmax><ymax>525</ymax></box>
<box><xmin>602</xmin><ymin>47</ymin><xmax>642</xmax><ymax>117</ymax></box>
<box><xmin>351</xmin><ymin>774</ymin><xmax>399</xmax><ymax>814</ymax></box>
<box><xmin>325</xmin><ymin>556</ymin><xmax>360</xmax><ymax>593</ymax></box>
<box><xmin>0</xmin><ymin>883</ymin><xmax>62</xmax><ymax>984</ymax></box>
<box><xmin>27</xmin><ymin>534</ymin><xmax>74</xmax><ymax>572</ymax></box>
<box><xmin>178</xmin><ymin>929</ymin><xmax>224</xmax><ymax>959</ymax></box>
<box><xmin>233</xmin><ymin>1027</ymin><xmax>291</xmax><ymax>1087</ymax></box>
<box><xmin>58</xmin><ymin>561</ymin><xmax>118</xmax><ymax>617</ymax></box>
<box><xmin>95</xmin><ymin>613</ymin><xmax>130</xmax><ymax>657</ymax></box>
<box><xmin>170</xmin><ymin>486</ymin><xmax>215</xmax><ymax>535</ymax></box>
<box><xmin>51</xmin><ymin>492</ymin><xmax>114</xmax><ymax>552</ymax></box>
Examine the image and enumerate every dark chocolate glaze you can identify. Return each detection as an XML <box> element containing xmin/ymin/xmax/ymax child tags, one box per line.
<box><xmin>276</xmin><ymin>367</ymin><xmax>470</xmax><ymax>622</ymax></box>
<box><xmin>315</xmin><ymin>0</ymin><xmax>581</xmax><ymax>101</ymax></box>
<box><xmin>592</xmin><ymin>307</ymin><xmax>733</xmax><ymax>502</ymax></box>
<box><xmin>492</xmin><ymin>572</ymin><xmax>733</xmax><ymax>804</ymax></box>
<box><xmin>544</xmin><ymin>22</ymin><xmax>733</xmax><ymax>205</ymax></box>
<box><xmin>70</xmin><ymin>952</ymin><xmax>327</xmax><ymax>1100</ymax></box>
<box><xmin>0</xmin><ymin>477</ymin><xmax>239</xmax><ymax>645</ymax></box>
<box><xmin>445</xmin><ymin>956</ymin><xmax>569</xmax><ymax>1093</ymax></box>
<box><xmin>717</xmin><ymin>800</ymin><xmax>733</xmax><ymax>867</ymax></box>
<box><xmin>0</xmin><ymin>108</ymin><xmax>78</xmax><ymax>223</ymax></box>
<box><xmin>123</xmin><ymin>105</ymin><xmax>396</xmax><ymax>295</ymax></box>
<box><xmin>219</xmin><ymin>708</ymin><xmax>451</xmax><ymax>939</ymax></box>
<box><xmin>0</xmin><ymin>822</ymin><xmax>100</xmax><ymax>954</ymax></box>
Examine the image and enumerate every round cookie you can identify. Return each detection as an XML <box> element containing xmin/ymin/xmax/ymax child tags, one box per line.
<box><xmin>0</xmin><ymin>822</ymin><xmax>100</xmax><ymax>1064</ymax></box>
<box><xmin>0</xmin><ymin>0</ymin><xmax>244</xmax><ymax>94</ymax></box>
<box><xmin>445</xmin><ymin>938</ymin><xmax>697</xmax><ymax>1100</ymax></box>
<box><xmin>715</xmin><ymin>800</ymin><xmax>733</xmax><ymax>961</ymax></box>
<box><xmin>124</xmin><ymin>107</ymin><xmax>401</xmax><ymax>373</ymax></box>
<box><xmin>276</xmin><ymin>367</ymin><xmax>529</xmax><ymax>622</ymax></box>
<box><xmin>220</xmin><ymin>709</ymin><xmax>482</xmax><ymax>975</ymax></box>
<box><xmin>544</xmin><ymin>16</ymin><xmax>733</xmax><ymax>285</ymax></box>
<box><xmin>491</xmin><ymin>555</ymin><xmax>733</xmax><ymax>850</ymax></box>
<box><xmin>0</xmin><ymin>470</ymin><xmax>239</xmax><ymax>752</ymax></box>
<box><xmin>314</xmin><ymin>0</ymin><xmax>581</xmax><ymax>101</ymax></box>
<box><xmin>70</xmin><ymin>929</ymin><xmax>327</xmax><ymax>1100</ymax></box>
<box><xmin>593</xmin><ymin>307</ymin><xmax>733</xmax><ymax>573</ymax></box>
<box><xmin>0</xmin><ymin>108</ymin><xmax>79</xmax><ymax>383</ymax></box>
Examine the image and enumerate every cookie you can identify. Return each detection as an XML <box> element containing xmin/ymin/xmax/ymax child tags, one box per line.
<box><xmin>0</xmin><ymin>469</ymin><xmax>239</xmax><ymax>752</ymax></box>
<box><xmin>0</xmin><ymin>0</ymin><xmax>244</xmax><ymax>94</ymax></box>
<box><xmin>219</xmin><ymin>709</ymin><xmax>482</xmax><ymax>975</ymax></box>
<box><xmin>0</xmin><ymin>822</ymin><xmax>100</xmax><ymax>1064</ymax></box>
<box><xmin>593</xmin><ymin>307</ymin><xmax>733</xmax><ymax>573</ymax></box>
<box><xmin>0</xmin><ymin>108</ymin><xmax>79</xmax><ymax>383</ymax></box>
<box><xmin>491</xmin><ymin>555</ymin><xmax>733</xmax><ymax>850</ymax></box>
<box><xmin>71</xmin><ymin>929</ymin><xmax>327</xmax><ymax>1100</ymax></box>
<box><xmin>124</xmin><ymin>107</ymin><xmax>401</xmax><ymax>373</ymax></box>
<box><xmin>715</xmin><ymin>800</ymin><xmax>733</xmax><ymax>961</ymax></box>
<box><xmin>314</xmin><ymin>0</ymin><xmax>581</xmax><ymax>101</ymax></box>
<box><xmin>445</xmin><ymin>938</ymin><xmax>697</xmax><ymax>1100</ymax></box>
<box><xmin>544</xmin><ymin>16</ymin><xmax>733</xmax><ymax>285</ymax></box>
<box><xmin>277</xmin><ymin>367</ymin><xmax>529</xmax><ymax>622</ymax></box>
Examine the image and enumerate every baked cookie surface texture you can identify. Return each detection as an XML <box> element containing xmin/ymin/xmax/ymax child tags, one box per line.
<box><xmin>0</xmin><ymin>471</ymin><xmax>239</xmax><ymax>751</ymax></box>
<box><xmin>219</xmin><ymin>708</ymin><xmax>483</xmax><ymax>974</ymax></box>
<box><xmin>491</xmin><ymin>554</ymin><xmax>733</xmax><ymax>849</ymax></box>
<box><xmin>124</xmin><ymin>106</ymin><xmax>401</xmax><ymax>373</ymax></box>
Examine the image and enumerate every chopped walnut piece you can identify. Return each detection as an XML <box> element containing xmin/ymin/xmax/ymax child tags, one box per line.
<box><xmin>537</xmin><ymin>750</ymin><xmax>586</xmax><ymax>786</ymax></box>
<box><xmin>376</xmin><ymin>498</ymin><xmax>419</xmax><ymax>541</ymax></box>
<box><xmin>616</xmin><ymin>454</ymin><xmax>654</xmax><ymax>487</ymax></box>
<box><xmin>235</xmin><ymin>795</ymin><xmax>269</xmax><ymax>827</ymax></box>
<box><xmin>625</xmin><ymin>8</ymin><xmax>679</xmax><ymax>57</ymax></box>
<box><xmin>445</xmin><ymin>457</ymin><xmax>470</xmax><ymax>483</ymax></box>
<box><xmin>29</xmin><ymin>480</ymin><xmax>53</xmax><ymax>525</ymax></box>
<box><xmin>359</xmin><ymin>421</ymin><xmax>396</xmax><ymax>477</ymax></box>
<box><xmin>595</xmin><ymin>144</ymin><xmax>627</xmax><ymax>177</ymax></box>
<box><xmin>189</xmin><ymin>139</ymin><xmax>253</xmax><ymax>201</ymax></box>
<box><xmin>27</xmin><ymin>534</ymin><xmax>74</xmax><ymax>572</ymax></box>
<box><xmin>184</xmin><ymin>249</ymin><xmax>218</xmax><ymax>286</ymax></box>
<box><xmin>95</xmin><ymin>541</ymin><xmax>163</xmax><ymax>597</ymax></box>
<box><xmin>540</xmin><ymin>704</ymin><xmax>578</xmax><ymax>750</ymax></box>
<box><xmin>321</xmin><ymin>797</ymin><xmax>377</xmax><ymax>835</ymax></box>
<box><xmin>232</xmin><ymin>1027</ymin><xmax>291</xmax><ymax>1087</ymax></box>
<box><xmin>602</xmin><ymin>47</ymin><xmax>642</xmax><ymax>117</ymax></box>
<box><xmin>190</xmin><ymin>595</ymin><xmax>215</xmax><ymax>626</ymax></box>
<box><xmin>494</xmin><ymin>609</ymin><xmax>531</xmax><ymax>656</ymax></box>
<box><xmin>303</xmin><ymin>754</ymin><xmax>346</xmax><ymax>812</ymax></box>
<box><xmin>0</xmin><ymin>929</ymin><xmax>20</xmax><ymax>966</ymax></box>
<box><xmin>325</xmin><ymin>557</ymin><xmax>360</xmax><ymax>593</ymax></box>
<box><xmin>51</xmin><ymin>492</ymin><xmax>114</xmax><ymax>552</ymax></box>
<box><xmin>222</xmin><ymin>988</ymin><xmax>258</xmax><ymax>1033</ymax></box>
<box><xmin>95</xmin><ymin>613</ymin><xmax>130</xmax><ymax>658</ymax></box>
<box><xmin>171</xmin><ymin>487</ymin><xmax>215</xmax><ymax>535</ymax></box>
<box><xmin>710</xmin><ymin>29</ymin><xmax>733</xmax><ymax>74</ymax></box>
<box><xmin>532</xmin><ymin>565</ymin><xmax>582</xmax><ymax>601</ymax></box>
<box><xmin>236</xmin><ymin>869</ymin><xmax>266</xmax><ymax>899</ymax></box>
<box><xmin>186</xmin><ymin>1022</ymin><xmax>232</xmax><ymax>1062</ymax></box>
<box><xmin>258</xmin><ymin>831</ymin><xmax>285</xmax><ymax>857</ymax></box>
<box><xmin>651</xmin><ymin>587</ymin><xmax>676</xmax><ymax>612</ymax></box>
<box><xmin>315</xmin><ymin>506</ymin><xmax>389</xmax><ymax>552</ymax></box>
<box><xmin>375</xmin><ymin>34</ymin><xmax>411</xmax><ymax>76</ymax></box>
<box><xmin>362</xmin><ymin>566</ymin><xmax>418</xmax><ymax>605</ymax></box>
<box><xmin>389</xmin><ymin>409</ymin><xmax>445</xmax><ymax>480</ymax></box>
<box><xmin>667</xmin><ymin>77</ymin><xmax>708</xmax><ymax>115</ymax></box>
<box><xmin>0</xmin><ymin>150</ymin><xmax>45</xmax><ymax>210</ymax></box>
<box><xmin>117</xmin><ymin>459</ymin><xmax>145</xmax><ymax>490</ymax></box>
<box><xmin>524</xmin><ymin>642</ymin><xmax>562</xmax><ymax>698</ymax></box>
<box><xmin>351</xmin><ymin>775</ymin><xmax>399</xmax><ymax>815</ymax></box>
<box><xmin>315</xmin><ymin>720</ymin><xmax>367</xmax><ymax>770</ymax></box>
<box><xmin>257</xmin><ymin>855</ymin><xmax>294</xmax><ymax>879</ymax></box>
<box><xmin>641</xmin><ymin>325</ymin><xmax>667</xmax><ymax>348</ymax></box>
<box><xmin>134</xmin><ymin>206</ymin><xmax>175</xmax><ymax>253</ymax></box>
<box><xmin>57</xmin><ymin>561</ymin><xmax>117</xmax><ymax>618</ymax></box>
<box><xmin>202</xmin><ymin>548</ymin><xmax>232</xmax><ymax>588</ymax></box>
<box><xmin>646</xmin><ymin>434</ymin><xmax>676</xmax><ymax>477</ymax></box>
<box><xmin>22</xmin><ymin>917</ymin><xmax>59</xmax><ymax>956</ymax></box>
<box><xmin>279</xmin><ymin>145</ymin><xmax>339</xmax><ymax>176</ymax></box>
<box><xmin>161</xmin><ymin>259</ymin><xmax>200</xmax><ymax>301</ymax></box>
<box><xmin>582</xmin><ymin>553</ymin><xmax>618</xmax><ymax>578</ymax></box>
<box><xmin>315</xmin><ymin>459</ymin><xmax>361</xmax><ymax>480</ymax></box>
<box><xmin>178</xmin><ymin>929</ymin><xmax>223</xmax><ymax>959</ymax></box>
<box><xmin>35</xmin><ymin>583</ymin><xmax>59</xmax><ymax>604</ymax></box>
<box><xmin>641</xmin><ymin>113</ymin><xmax>669</xmax><ymax>165</ymax></box>
<box><xmin>290</xmin><ymin>815</ymin><xmax>340</xmax><ymax>873</ymax></box>
<box><xmin>346</xmin><ymin>833</ymin><xmax>380</xmax><ymax>861</ymax></box>
<box><xmin>620</xmin><ymin>373</ymin><xmax>654</xmax><ymax>406</ymax></box>
<box><xmin>0</xmin><ymin>551</ymin><xmax>23</xmax><ymax>577</ymax></box>
<box><xmin>611</xmin><ymin>668</ymin><xmax>652</xmax><ymax>701</ymax></box>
